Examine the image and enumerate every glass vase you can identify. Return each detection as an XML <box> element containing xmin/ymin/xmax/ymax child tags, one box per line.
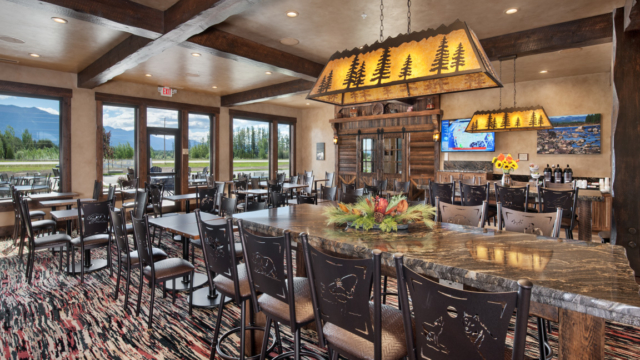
<box><xmin>502</xmin><ymin>173</ymin><xmax>512</xmax><ymax>187</ymax></box>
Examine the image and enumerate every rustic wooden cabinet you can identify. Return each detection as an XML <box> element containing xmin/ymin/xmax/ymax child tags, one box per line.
<box><xmin>592</xmin><ymin>193</ymin><xmax>612</xmax><ymax>232</ymax></box>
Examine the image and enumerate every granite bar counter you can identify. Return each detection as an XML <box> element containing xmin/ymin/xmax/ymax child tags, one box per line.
<box><xmin>233</xmin><ymin>204</ymin><xmax>640</xmax><ymax>328</ymax></box>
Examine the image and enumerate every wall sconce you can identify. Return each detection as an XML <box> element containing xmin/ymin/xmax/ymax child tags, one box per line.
<box><xmin>333</xmin><ymin>136</ymin><xmax>338</xmax><ymax>144</ymax></box>
<box><xmin>433</xmin><ymin>131</ymin><xmax>441</xmax><ymax>142</ymax></box>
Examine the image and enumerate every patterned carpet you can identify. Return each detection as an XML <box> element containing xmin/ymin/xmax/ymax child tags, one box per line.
<box><xmin>1</xmin><ymin>232</ymin><xmax>640</xmax><ymax>359</ymax></box>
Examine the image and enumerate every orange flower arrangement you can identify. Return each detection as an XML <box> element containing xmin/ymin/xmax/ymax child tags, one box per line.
<box><xmin>492</xmin><ymin>153</ymin><xmax>519</xmax><ymax>174</ymax></box>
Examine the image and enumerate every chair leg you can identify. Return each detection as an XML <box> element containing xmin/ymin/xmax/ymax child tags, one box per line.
<box><xmin>136</xmin><ymin>273</ymin><xmax>144</xmax><ymax>316</ymax></box>
<box><xmin>274</xmin><ymin>321</ymin><xmax>283</xmax><ymax>354</ymax></box>
<box><xmin>188</xmin><ymin>271</ymin><xmax>194</xmax><ymax>316</ymax></box>
<box><xmin>124</xmin><ymin>266</ymin><xmax>131</xmax><ymax>312</ymax></box>
<box><xmin>331</xmin><ymin>348</ymin><xmax>338</xmax><ymax>360</ymax></box>
<box><xmin>26</xmin><ymin>250</ymin><xmax>33</xmax><ymax>284</ymax></box>
<box><xmin>259</xmin><ymin>317</ymin><xmax>272</xmax><ymax>360</ymax></box>
<box><xmin>71</xmin><ymin>246</ymin><xmax>76</xmax><ymax>277</ymax></box>
<box><xmin>107</xmin><ymin>241</ymin><xmax>113</xmax><ymax>276</ymax></box>
<box><xmin>239</xmin><ymin>300</ymin><xmax>247</xmax><ymax>360</ymax></box>
<box><xmin>148</xmin><ymin>281</ymin><xmax>156</xmax><ymax>329</ymax></box>
<box><xmin>59</xmin><ymin>246</ymin><xmax>63</xmax><ymax>272</ymax></box>
<box><xmin>382</xmin><ymin>276</ymin><xmax>388</xmax><ymax>304</ymax></box>
<box><xmin>294</xmin><ymin>328</ymin><xmax>301</xmax><ymax>360</ymax></box>
<box><xmin>114</xmin><ymin>257</ymin><xmax>122</xmax><ymax>300</ymax></box>
<box><xmin>80</xmin><ymin>246</ymin><xmax>85</xmax><ymax>284</ymax></box>
<box><xmin>209</xmin><ymin>294</ymin><xmax>226</xmax><ymax>360</ymax></box>
<box><xmin>163</xmin><ymin>281</ymin><xmax>167</xmax><ymax>299</ymax></box>
<box><xmin>172</xmin><ymin>276</ymin><xmax>176</xmax><ymax>304</ymax></box>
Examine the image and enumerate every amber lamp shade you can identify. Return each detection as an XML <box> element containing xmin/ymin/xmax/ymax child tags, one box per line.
<box><xmin>307</xmin><ymin>19</ymin><xmax>502</xmax><ymax>106</ymax></box>
<box><xmin>465</xmin><ymin>106</ymin><xmax>553</xmax><ymax>133</ymax></box>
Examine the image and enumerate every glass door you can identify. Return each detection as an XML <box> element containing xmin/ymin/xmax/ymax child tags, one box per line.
<box><xmin>148</xmin><ymin>130</ymin><xmax>178</xmax><ymax>195</ymax></box>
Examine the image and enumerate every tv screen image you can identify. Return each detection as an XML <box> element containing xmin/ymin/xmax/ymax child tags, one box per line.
<box><xmin>441</xmin><ymin>119</ymin><xmax>495</xmax><ymax>152</ymax></box>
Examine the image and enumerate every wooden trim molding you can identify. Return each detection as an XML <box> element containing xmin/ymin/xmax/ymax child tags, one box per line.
<box><xmin>228</xmin><ymin>109</ymin><xmax>296</xmax><ymax>124</ymax></box>
<box><xmin>221</xmin><ymin>80</ymin><xmax>315</xmax><ymax>107</ymax></box>
<box><xmin>95</xmin><ymin>92</ymin><xmax>220</xmax><ymax>114</ymax></box>
<box><xmin>0</xmin><ymin>80</ymin><xmax>73</xmax><ymax>99</ymax></box>
<box><xmin>96</xmin><ymin>100</ymin><xmax>104</xmax><ymax>188</ymax></box>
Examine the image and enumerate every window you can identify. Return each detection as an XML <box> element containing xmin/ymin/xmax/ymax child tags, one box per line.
<box><xmin>362</xmin><ymin>138</ymin><xmax>374</xmax><ymax>173</ymax></box>
<box><xmin>277</xmin><ymin>123</ymin><xmax>291</xmax><ymax>177</ymax></box>
<box><xmin>232</xmin><ymin>118</ymin><xmax>270</xmax><ymax>178</ymax></box>
<box><xmin>188</xmin><ymin>113</ymin><xmax>211</xmax><ymax>180</ymax></box>
<box><xmin>147</xmin><ymin>107</ymin><xmax>179</xmax><ymax>128</ymax></box>
<box><xmin>147</xmin><ymin>108</ymin><xmax>179</xmax><ymax>174</ymax></box>
<box><xmin>383</xmin><ymin>138</ymin><xmax>402</xmax><ymax>174</ymax></box>
<box><xmin>0</xmin><ymin>94</ymin><xmax>61</xmax><ymax>192</ymax></box>
<box><xmin>102</xmin><ymin>105</ymin><xmax>135</xmax><ymax>186</ymax></box>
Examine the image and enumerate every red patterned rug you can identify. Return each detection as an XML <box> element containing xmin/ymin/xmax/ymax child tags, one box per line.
<box><xmin>1</xmin><ymin>233</ymin><xmax>639</xmax><ymax>359</ymax></box>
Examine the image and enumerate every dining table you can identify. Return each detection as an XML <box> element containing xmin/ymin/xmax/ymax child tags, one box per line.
<box><xmin>28</xmin><ymin>192</ymin><xmax>79</xmax><ymax>202</ymax></box>
<box><xmin>165</xmin><ymin>193</ymin><xmax>198</xmax><ymax>213</ymax></box>
<box><xmin>232</xmin><ymin>203</ymin><xmax>640</xmax><ymax>360</ymax></box>
<box><xmin>39</xmin><ymin>198</ymin><xmax>95</xmax><ymax>211</ymax></box>
<box><xmin>148</xmin><ymin>212</ymin><xmax>231</xmax><ymax>308</ymax></box>
<box><xmin>416</xmin><ymin>182</ymin><xmax>604</xmax><ymax>241</ymax></box>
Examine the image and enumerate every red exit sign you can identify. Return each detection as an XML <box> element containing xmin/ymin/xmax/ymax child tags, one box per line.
<box><xmin>160</xmin><ymin>87</ymin><xmax>173</xmax><ymax>97</ymax></box>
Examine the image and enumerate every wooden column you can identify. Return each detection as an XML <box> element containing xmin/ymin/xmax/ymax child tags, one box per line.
<box><xmin>269</xmin><ymin>120</ymin><xmax>278</xmax><ymax>179</ymax></box>
<box><xmin>612</xmin><ymin>7</ymin><xmax>640</xmax><ymax>275</ymax></box>
<box><xmin>137</xmin><ymin>105</ymin><xmax>148</xmax><ymax>185</ymax></box>
<box><xmin>557</xmin><ymin>308</ymin><xmax>605</xmax><ymax>359</ymax></box>
<box><xmin>290</xmin><ymin>123</ymin><xmax>296</xmax><ymax>177</ymax></box>
<box><xmin>212</xmin><ymin>114</ymin><xmax>219</xmax><ymax>180</ymax></box>
<box><xmin>96</xmin><ymin>100</ymin><xmax>103</xmax><ymax>188</ymax></box>
<box><xmin>177</xmin><ymin>110</ymin><xmax>189</xmax><ymax>207</ymax></box>
<box><xmin>60</xmin><ymin>97</ymin><xmax>72</xmax><ymax>193</ymax></box>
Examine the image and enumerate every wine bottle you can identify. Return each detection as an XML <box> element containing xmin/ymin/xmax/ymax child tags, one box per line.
<box><xmin>554</xmin><ymin>164</ymin><xmax>563</xmax><ymax>183</ymax></box>
<box><xmin>563</xmin><ymin>164</ymin><xmax>573</xmax><ymax>184</ymax></box>
<box><xmin>543</xmin><ymin>164</ymin><xmax>552</xmax><ymax>183</ymax></box>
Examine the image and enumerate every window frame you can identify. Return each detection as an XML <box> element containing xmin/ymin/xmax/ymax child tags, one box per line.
<box><xmin>187</xmin><ymin>111</ymin><xmax>215</xmax><ymax>188</ymax></box>
<box><xmin>361</xmin><ymin>138</ymin><xmax>375</xmax><ymax>174</ymax></box>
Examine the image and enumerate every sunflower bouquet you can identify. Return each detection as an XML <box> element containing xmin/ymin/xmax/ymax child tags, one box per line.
<box><xmin>323</xmin><ymin>195</ymin><xmax>436</xmax><ymax>232</ymax></box>
<box><xmin>492</xmin><ymin>153</ymin><xmax>519</xmax><ymax>174</ymax></box>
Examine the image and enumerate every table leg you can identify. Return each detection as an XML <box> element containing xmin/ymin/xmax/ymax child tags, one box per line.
<box><xmin>557</xmin><ymin>308</ymin><xmax>605</xmax><ymax>359</ymax></box>
<box><xmin>186</xmin><ymin>200</ymin><xmax>190</xmax><ymax>214</ymax></box>
<box><xmin>577</xmin><ymin>199</ymin><xmax>593</xmax><ymax>241</ymax></box>
<box><xmin>164</xmin><ymin>235</ymin><xmax>207</xmax><ymax>291</ymax></box>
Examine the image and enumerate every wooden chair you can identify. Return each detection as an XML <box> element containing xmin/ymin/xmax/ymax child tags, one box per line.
<box><xmin>537</xmin><ymin>187</ymin><xmax>579</xmax><ymax>239</ymax></box>
<box><xmin>303</xmin><ymin>236</ymin><xmax>408</xmax><ymax>360</ymax></box>
<box><xmin>394</xmin><ymin>254</ymin><xmax>533</xmax><ymax>360</ymax></box>
<box><xmin>19</xmin><ymin>197</ymin><xmax>71</xmax><ymax>284</ymax></box>
<box><xmin>239</xmin><ymin>224</ymin><xmax>322</xmax><ymax>360</ymax></box>
<box><xmin>131</xmin><ymin>213</ymin><xmax>195</xmax><ymax>329</ymax></box>
<box><xmin>71</xmin><ymin>200</ymin><xmax>113</xmax><ymax>284</ymax></box>
<box><xmin>498</xmin><ymin>202</ymin><xmax>562</xmax><ymax>238</ymax></box>
<box><xmin>436</xmin><ymin>197</ymin><xmax>486</xmax><ymax>228</ymax></box>
<box><xmin>196</xmin><ymin>215</ymin><xmax>271</xmax><ymax>360</ymax></box>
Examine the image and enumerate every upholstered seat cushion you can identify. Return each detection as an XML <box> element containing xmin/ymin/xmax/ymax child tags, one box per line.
<box><xmin>190</xmin><ymin>239</ymin><xmax>243</xmax><ymax>258</ymax></box>
<box><xmin>257</xmin><ymin>277</ymin><xmax>314</xmax><ymax>324</ymax></box>
<box><xmin>71</xmin><ymin>234</ymin><xmax>110</xmax><ymax>246</ymax></box>
<box><xmin>29</xmin><ymin>210</ymin><xmax>45</xmax><ymax>218</ymax></box>
<box><xmin>31</xmin><ymin>219</ymin><xmax>56</xmax><ymax>229</ymax></box>
<box><xmin>123</xmin><ymin>247</ymin><xmax>167</xmax><ymax>266</ymax></box>
<box><xmin>323</xmin><ymin>303</ymin><xmax>408</xmax><ymax>360</ymax></box>
<box><xmin>214</xmin><ymin>263</ymin><xmax>251</xmax><ymax>298</ymax></box>
<box><xmin>33</xmin><ymin>233</ymin><xmax>72</xmax><ymax>248</ymax></box>
<box><xmin>122</xmin><ymin>202</ymin><xmax>135</xmax><ymax>208</ymax></box>
<box><xmin>143</xmin><ymin>258</ymin><xmax>194</xmax><ymax>280</ymax></box>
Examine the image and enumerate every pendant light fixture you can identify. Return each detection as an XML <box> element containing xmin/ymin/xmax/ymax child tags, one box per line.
<box><xmin>307</xmin><ymin>0</ymin><xmax>503</xmax><ymax>106</ymax></box>
<box><xmin>465</xmin><ymin>57</ymin><xmax>552</xmax><ymax>133</ymax></box>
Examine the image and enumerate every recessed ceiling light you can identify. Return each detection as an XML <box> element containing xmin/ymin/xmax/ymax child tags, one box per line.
<box><xmin>265</xmin><ymin>71</ymin><xmax>272</xmax><ymax>75</ymax></box>
<box><xmin>29</xmin><ymin>53</ymin><xmax>40</xmax><ymax>58</ymax></box>
<box><xmin>212</xmin><ymin>86</ymin><xmax>218</xmax><ymax>89</ymax></box>
<box><xmin>286</xmin><ymin>11</ymin><xmax>298</xmax><ymax>18</ymax></box>
<box><xmin>280</xmin><ymin>38</ymin><xmax>299</xmax><ymax>46</ymax></box>
<box><xmin>359</xmin><ymin>46</ymin><xmax>364</xmax><ymax>49</ymax></box>
<box><xmin>145</xmin><ymin>73</ymin><xmax>152</xmax><ymax>77</ymax></box>
<box><xmin>305</xmin><ymin>103</ymin><xmax>310</xmax><ymax>105</ymax></box>
<box><xmin>505</xmin><ymin>8</ymin><xmax>518</xmax><ymax>14</ymax></box>
<box><xmin>539</xmin><ymin>70</ymin><xmax>548</xmax><ymax>74</ymax></box>
<box><xmin>51</xmin><ymin>17</ymin><xmax>68</xmax><ymax>24</ymax></box>
<box><xmin>0</xmin><ymin>36</ymin><xmax>24</xmax><ymax>44</ymax></box>
<box><xmin>191</xmin><ymin>52</ymin><xmax>201</xmax><ymax>57</ymax></box>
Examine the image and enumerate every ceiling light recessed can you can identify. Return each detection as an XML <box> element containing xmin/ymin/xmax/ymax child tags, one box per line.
<box><xmin>145</xmin><ymin>73</ymin><xmax>152</xmax><ymax>77</ymax></box>
<box><xmin>539</xmin><ymin>70</ymin><xmax>548</xmax><ymax>74</ymax></box>
<box><xmin>51</xmin><ymin>17</ymin><xmax>68</xmax><ymax>24</ymax></box>
<box><xmin>286</xmin><ymin>11</ymin><xmax>298</xmax><ymax>17</ymax></box>
<box><xmin>305</xmin><ymin>103</ymin><xmax>310</xmax><ymax>105</ymax></box>
<box><xmin>212</xmin><ymin>86</ymin><xmax>218</xmax><ymax>89</ymax></box>
<box><xmin>280</xmin><ymin>38</ymin><xmax>299</xmax><ymax>46</ymax></box>
<box><xmin>29</xmin><ymin>53</ymin><xmax>40</xmax><ymax>58</ymax></box>
<box><xmin>505</xmin><ymin>8</ymin><xmax>518</xmax><ymax>14</ymax></box>
<box><xmin>265</xmin><ymin>71</ymin><xmax>272</xmax><ymax>75</ymax></box>
<box><xmin>191</xmin><ymin>52</ymin><xmax>201</xmax><ymax>57</ymax></box>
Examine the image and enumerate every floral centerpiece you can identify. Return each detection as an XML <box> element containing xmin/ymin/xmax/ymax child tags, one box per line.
<box><xmin>492</xmin><ymin>153</ymin><xmax>519</xmax><ymax>186</ymax></box>
<box><xmin>324</xmin><ymin>195</ymin><xmax>436</xmax><ymax>232</ymax></box>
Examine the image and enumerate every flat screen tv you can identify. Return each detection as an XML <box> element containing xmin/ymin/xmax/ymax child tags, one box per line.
<box><xmin>441</xmin><ymin>119</ymin><xmax>495</xmax><ymax>152</ymax></box>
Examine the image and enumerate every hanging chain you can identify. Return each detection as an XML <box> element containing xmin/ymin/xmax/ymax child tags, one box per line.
<box><xmin>513</xmin><ymin>57</ymin><xmax>517</xmax><ymax>107</ymax></box>
<box><xmin>380</xmin><ymin>0</ymin><xmax>384</xmax><ymax>42</ymax></box>
<box><xmin>407</xmin><ymin>0</ymin><xmax>411</xmax><ymax>33</ymax></box>
<box><xmin>499</xmin><ymin>61</ymin><xmax>502</xmax><ymax>109</ymax></box>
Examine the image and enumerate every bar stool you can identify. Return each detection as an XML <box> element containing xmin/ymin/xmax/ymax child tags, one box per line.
<box><xmin>238</xmin><ymin>222</ymin><xmax>322</xmax><ymax>360</ymax></box>
<box><xmin>195</xmin><ymin>214</ymin><xmax>275</xmax><ymax>360</ymax></box>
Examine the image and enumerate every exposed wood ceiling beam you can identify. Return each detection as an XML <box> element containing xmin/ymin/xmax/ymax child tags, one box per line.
<box><xmin>221</xmin><ymin>80</ymin><xmax>314</xmax><ymax>107</ymax></box>
<box><xmin>182</xmin><ymin>29</ymin><xmax>324</xmax><ymax>81</ymax></box>
<box><xmin>77</xmin><ymin>0</ymin><xmax>258</xmax><ymax>88</ymax></box>
<box><xmin>4</xmin><ymin>0</ymin><xmax>164</xmax><ymax>38</ymax></box>
<box><xmin>480</xmin><ymin>13</ymin><xmax>613</xmax><ymax>61</ymax></box>
<box><xmin>625</xmin><ymin>0</ymin><xmax>640</xmax><ymax>31</ymax></box>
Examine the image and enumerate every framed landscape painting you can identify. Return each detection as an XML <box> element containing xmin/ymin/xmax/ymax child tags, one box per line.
<box><xmin>316</xmin><ymin>142</ymin><xmax>325</xmax><ymax>160</ymax></box>
<box><xmin>537</xmin><ymin>114</ymin><xmax>601</xmax><ymax>154</ymax></box>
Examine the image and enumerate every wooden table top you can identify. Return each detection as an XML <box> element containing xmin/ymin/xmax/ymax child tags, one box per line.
<box><xmin>39</xmin><ymin>198</ymin><xmax>95</xmax><ymax>207</ymax></box>
<box><xmin>148</xmin><ymin>212</ymin><xmax>223</xmax><ymax>239</ymax></box>
<box><xmin>232</xmin><ymin>204</ymin><xmax>640</xmax><ymax>327</ymax></box>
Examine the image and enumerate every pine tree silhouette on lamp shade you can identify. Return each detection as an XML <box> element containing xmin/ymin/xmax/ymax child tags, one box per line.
<box><xmin>465</xmin><ymin>106</ymin><xmax>553</xmax><ymax>133</ymax></box>
<box><xmin>307</xmin><ymin>19</ymin><xmax>503</xmax><ymax>106</ymax></box>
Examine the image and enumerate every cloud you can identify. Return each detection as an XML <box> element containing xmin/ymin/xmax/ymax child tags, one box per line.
<box><xmin>147</xmin><ymin>108</ymin><xmax>179</xmax><ymax>128</ymax></box>
<box><xmin>188</xmin><ymin>131</ymin><xmax>209</xmax><ymax>142</ymax></box>
<box><xmin>37</xmin><ymin>107</ymin><xmax>60</xmax><ymax>115</ymax></box>
<box><xmin>0</xmin><ymin>95</ymin><xmax>14</xmax><ymax>100</ymax></box>
<box><xmin>103</xmin><ymin>106</ymin><xmax>135</xmax><ymax>131</ymax></box>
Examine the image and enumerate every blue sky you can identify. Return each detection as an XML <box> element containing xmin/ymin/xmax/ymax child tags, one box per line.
<box><xmin>0</xmin><ymin>94</ymin><xmax>60</xmax><ymax>115</ymax></box>
<box><xmin>234</xmin><ymin>118</ymin><xmax>291</xmax><ymax>137</ymax></box>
